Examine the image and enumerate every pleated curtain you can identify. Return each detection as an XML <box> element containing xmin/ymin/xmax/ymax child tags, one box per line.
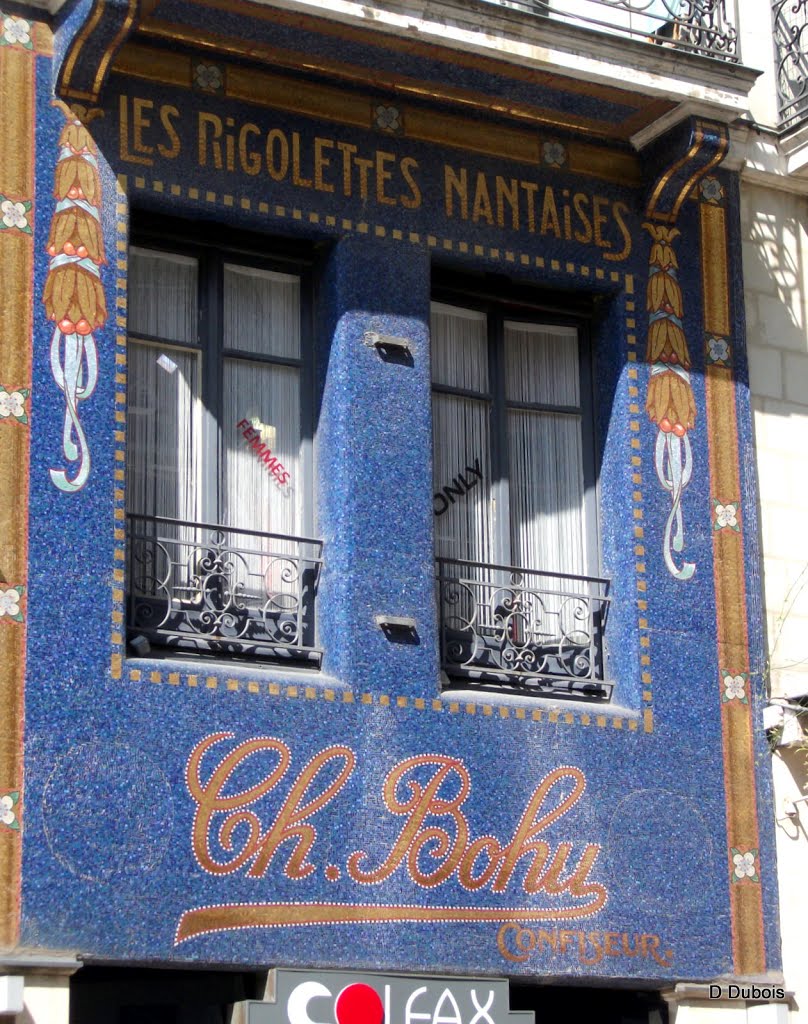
<box><xmin>222</xmin><ymin>265</ymin><xmax>302</xmax><ymax>593</ymax></box>
<box><xmin>431</xmin><ymin>303</ymin><xmax>587</xmax><ymax>579</ymax></box>
<box><xmin>126</xmin><ymin>249</ymin><xmax>199</xmax><ymax>527</ymax></box>
<box><xmin>504</xmin><ymin>321</ymin><xmax>586</xmax><ymax>579</ymax></box>
<box><xmin>431</xmin><ymin>303</ymin><xmax>493</xmax><ymax>566</ymax></box>
<box><xmin>126</xmin><ymin>251</ymin><xmax>302</xmax><ymax>600</ymax></box>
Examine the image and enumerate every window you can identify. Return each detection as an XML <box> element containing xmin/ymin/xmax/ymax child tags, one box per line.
<box><xmin>125</xmin><ymin>227</ymin><xmax>322</xmax><ymax>664</ymax></box>
<box><xmin>431</xmin><ymin>286</ymin><xmax>610</xmax><ymax>700</ymax></box>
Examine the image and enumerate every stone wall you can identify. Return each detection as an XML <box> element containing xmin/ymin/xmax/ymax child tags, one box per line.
<box><xmin>744</xmin><ymin>179</ymin><xmax>808</xmax><ymax>1020</ymax></box>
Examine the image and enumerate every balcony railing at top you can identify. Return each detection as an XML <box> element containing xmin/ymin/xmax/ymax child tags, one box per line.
<box><xmin>436</xmin><ymin>556</ymin><xmax>612</xmax><ymax>701</ymax></box>
<box><xmin>126</xmin><ymin>513</ymin><xmax>323</xmax><ymax>663</ymax></box>
<box><xmin>774</xmin><ymin>0</ymin><xmax>808</xmax><ymax>129</ymax></box>
<box><xmin>480</xmin><ymin>0</ymin><xmax>739</xmax><ymax>62</ymax></box>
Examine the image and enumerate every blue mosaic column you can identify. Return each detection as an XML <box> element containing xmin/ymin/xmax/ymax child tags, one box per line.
<box><xmin>316</xmin><ymin>234</ymin><xmax>437</xmax><ymax>694</ymax></box>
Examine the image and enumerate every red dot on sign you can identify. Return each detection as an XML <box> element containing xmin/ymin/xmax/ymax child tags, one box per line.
<box><xmin>335</xmin><ymin>985</ymin><xmax>384</xmax><ymax>1024</ymax></box>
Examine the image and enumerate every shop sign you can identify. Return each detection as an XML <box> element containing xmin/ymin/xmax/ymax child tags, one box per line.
<box><xmin>234</xmin><ymin>969</ymin><xmax>533</xmax><ymax>1024</ymax></box>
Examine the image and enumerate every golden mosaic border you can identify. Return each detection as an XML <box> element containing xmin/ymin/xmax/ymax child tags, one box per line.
<box><xmin>0</xmin><ymin>21</ymin><xmax>37</xmax><ymax>950</ymax></box>
<box><xmin>130</xmin><ymin>26</ymin><xmax>633</xmax><ymax>146</ymax></box>
<box><xmin>124</xmin><ymin>665</ymin><xmax>643</xmax><ymax>732</ymax></box>
<box><xmin>110</xmin><ymin>42</ymin><xmax>641</xmax><ymax>187</ymax></box>
<box><xmin>146</xmin><ymin>0</ymin><xmax>676</xmax><ymax>142</ymax></box>
<box><xmin>624</xmin><ymin>294</ymin><xmax>655</xmax><ymax>735</ymax></box>
<box><xmin>647</xmin><ymin>122</ymin><xmax>729</xmax><ymax>225</ymax></box>
<box><xmin>110</xmin><ymin>171</ymin><xmax>650</xmax><ymax>735</ymax></box>
<box><xmin>61</xmin><ymin>0</ymin><xmax>139</xmax><ymax>101</ymax></box>
<box><xmin>701</xmin><ymin>199</ymin><xmax>765</xmax><ymax>974</ymax></box>
<box><xmin>109</xmin><ymin>183</ymin><xmax>129</xmax><ymax>682</ymax></box>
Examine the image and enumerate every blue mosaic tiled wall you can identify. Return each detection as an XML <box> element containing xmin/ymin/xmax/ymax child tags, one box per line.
<box><xmin>1</xmin><ymin>1</ymin><xmax>781</xmax><ymax>983</ymax></box>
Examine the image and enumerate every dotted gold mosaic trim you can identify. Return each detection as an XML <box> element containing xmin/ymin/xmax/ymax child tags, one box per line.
<box><xmin>124</xmin><ymin>665</ymin><xmax>642</xmax><ymax>731</ymax></box>
<box><xmin>111</xmin><ymin>172</ymin><xmax>651</xmax><ymax>735</ymax></box>
<box><xmin>624</xmin><ymin>293</ymin><xmax>654</xmax><ymax>734</ymax></box>
<box><xmin>110</xmin><ymin>180</ymin><xmax>128</xmax><ymax>681</ymax></box>
<box><xmin>125</xmin><ymin>173</ymin><xmax>629</xmax><ymax>282</ymax></box>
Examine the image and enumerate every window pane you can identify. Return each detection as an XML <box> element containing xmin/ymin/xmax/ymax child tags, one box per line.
<box><xmin>431</xmin><ymin>303</ymin><xmax>488</xmax><ymax>392</ymax></box>
<box><xmin>126</xmin><ymin>341</ymin><xmax>199</xmax><ymax>521</ymax></box>
<box><xmin>432</xmin><ymin>393</ymin><xmax>492</xmax><ymax>564</ymax></box>
<box><xmin>504</xmin><ymin>322</ymin><xmax>580</xmax><ymax>407</ymax></box>
<box><xmin>128</xmin><ymin>248</ymin><xmax>197</xmax><ymax>344</ymax></box>
<box><xmin>508</xmin><ymin>409</ymin><xmax>586</xmax><ymax>577</ymax></box>
<box><xmin>222</xmin><ymin>358</ymin><xmax>301</xmax><ymax>538</ymax></box>
<box><xmin>224</xmin><ymin>265</ymin><xmax>300</xmax><ymax>358</ymax></box>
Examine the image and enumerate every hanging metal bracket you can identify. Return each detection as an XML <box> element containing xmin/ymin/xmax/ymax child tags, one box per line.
<box><xmin>362</xmin><ymin>331</ymin><xmax>412</xmax><ymax>358</ymax></box>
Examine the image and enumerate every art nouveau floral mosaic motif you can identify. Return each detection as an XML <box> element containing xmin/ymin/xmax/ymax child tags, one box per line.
<box><xmin>373</xmin><ymin>105</ymin><xmax>401</xmax><ymax>133</ymax></box>
<box><xmin>645</xmin><ymin>223</ymin><xmax>696</xmax><ymax>581</ymax></box>
<box><xmin>699</xmin><ymin>176</ymin><xmax>725</xmax><ymax>204</ymax></box>
<box><xmin>722</xmin><ymin>671</ymin><xmax>748</xmax><ymax>703</ymax></box>
<box><xmin>731</xmin><ymin>849</ymin><xmax>759</xmax><ymax>884</ymax></box>
<box><xmin>0</xmin><ymin>587</ymin><xmax>24</xmax><ymax>622</ymax></box>
<box><xmin>194</xmin><ymin>63</ymin><xmax>222</xmax><ymax>92</ymax></box>
<box><xmin>0</xmin><ymin>197</ymin><xmax>32</xmax><ymax>234</ymax></box>
<box><xmin>0</xmin><ymin>386</ymin><xmax>29</xmax><ymax>424</ymax></box>
<box><xmin>43</xmin><ymin>112</ymin><xmax>107</xmax><ymax>493</ymax></box>
<box><xmin>706</xmin><ymin>335</ymin><xmax>731</xmax><ymax>366</ymax></box>
<box><xmin>542</xmin><ymin>141</ymin><xmax>566</xmax><ymax>168</ymax></box>
<box><xmin>0</xmin><ymin>15</ymin><xmax>32</xmax><ymax>48</ymax></box>
<box><xmin>714</xmin><ymin>500</ymin><xmax>740</xmax><ymax>532</ymax></box>
<box><xmin>0</xmin><ymin>792</ymin><xmax>19</xmax><ymax>831</ymax></box>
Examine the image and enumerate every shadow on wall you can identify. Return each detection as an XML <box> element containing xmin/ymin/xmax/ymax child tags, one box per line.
<box><xmin>745</xmin><ymin>188</ymin><xmax>808</xmax><ymax>359</ymax></box>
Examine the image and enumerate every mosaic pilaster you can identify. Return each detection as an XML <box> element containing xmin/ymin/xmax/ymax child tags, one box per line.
<box><xmin>0</xmin><ymin>10</ymin><xmax>38</xmax><ymax>949</ymax></box>
<box><xmin>700</xmin><ymin>184</ymin><xmax>765</xmax><ymax>975</ymax></box>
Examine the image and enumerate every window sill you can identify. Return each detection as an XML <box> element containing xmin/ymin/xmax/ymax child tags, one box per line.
<box><xmin>120</xmin><ymin>653</ymin><xmax>345</xmax><ymax>696</ymax></box>
<box><xmin>440</xmin><ymin>673</ymin><xmax>638</xmax><ymax>720</ymax></box>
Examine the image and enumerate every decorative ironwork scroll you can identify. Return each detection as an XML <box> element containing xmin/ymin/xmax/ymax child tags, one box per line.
<box><xmin>773</xmin><ymin>0</ymin><xmax>808</xmax><ymax>128</ymax></box>
<box><xmin>479</xmin><ymin>0</ymin><xmax>738</xmax><ymax>62</ymax></box>
<box><xmin>127</xmin><ymin>514</ymin><xmax>323</xmax><ymax>662</ymax></box>
<box><xmin>44</xmin><ymin>106</ymin><xmax>107</xmax><ymax>493</ymax></box>
<box><xmin>436</xmin><ymin>557</ymin><xmax>611</xmax><ymax>699</ymax></box>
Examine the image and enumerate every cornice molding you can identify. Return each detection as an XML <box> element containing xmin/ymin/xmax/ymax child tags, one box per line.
<box><xmin>733</xmin><ymin>122</ymin><xmax>808</xmax><ymax>196</ymax></box>
<box><xmin>243</xmin><ymin>0</ymin><xmax>760</xmax><ymax>113</ymax></box>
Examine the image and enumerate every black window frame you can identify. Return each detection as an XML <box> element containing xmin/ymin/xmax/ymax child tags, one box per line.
<box><xmin>431</xmin><ymin>271</ymin><xmax>610</xmax><ymax>701</ymax></box>
<box><xmin>124</xmin><ymin>215</ymin><xmax>322</xmax><ymax>666</ymax></box>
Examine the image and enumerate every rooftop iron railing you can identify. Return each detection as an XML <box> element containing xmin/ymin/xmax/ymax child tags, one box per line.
<box><xmin>480</xmin><ymin>0</ymin><xmax>739</xmax><ymax>62</ymax></box>
<box><xmin>436</xmin><ymin>556</ymin><xmax>612</xmax><ymax>700</ymax></box>
<box><xmin>773</xmin><ymin>0</ymin><xmax>808</xmax><ymax>129</ymax></box>
<box><xmin>126</xmin><ymin>513</ymin><xmax>323</xmax><ymax>663</ymax></box>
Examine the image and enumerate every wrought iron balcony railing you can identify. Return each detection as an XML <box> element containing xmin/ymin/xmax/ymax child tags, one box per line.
<box><xmin>436</xmin><ymin>556</ymin><xmax>612</xmax><ymax>700</ymax></box>
<box><xmin>126</xmin><ymin>514</ymin><xmax>323</xmax><ymax>663</ymax></box>
<box><xmin>774</xmin><ymin>0</ymin><xmax>808</xmax><ymax>129</ymax></box>
<box><xmin>480</xmin><ymin>0</ymin><xmax>739</xmax><ymax>62</ymax></box>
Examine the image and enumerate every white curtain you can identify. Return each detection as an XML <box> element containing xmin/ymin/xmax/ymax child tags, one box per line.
<box><xmin>126</xmin><ymin>342</ymin><xmax>198</xmax><ymax>523</ymax></box>
<box><xmin>431</xmin><ymin>306</ymin><xmax>587</xmax><ymax>578</ymax></box>
<box><xmin>431</xmin><ymin>303</ymin><xmax>488</xmax><ymax>392</ymax></box>
<box><xmin>222</xmin><ymin>265</ymin><xmax>302</xmax><ymax>595</ymax></box>
<box><xmin>128</xmin><ymin>247</ymin><xmax>198</xmax><ymax>344</ymax></box>
<box><xmin>504</xmin><ymin>322</ymin><xmax>586</xmax><ymax>578</ymax></box>
<box><xmin>431</xmin><ymin>304</ymin><xmax>492</xmax><ymax>566</ymax></box>
<box><xmin>504</xmin><ymin>321</ymin><xmax>579</xmax><ymax>407</ymax></box>
<box><xmin>507</xmin><ymin>411</ymin><xmax>585</xmax><ymax>577</ymax></box>
<box><xmin>126</xmin><ymin>249</ymin><xmax>199</xmax><ymax>524</ymax></box>
<box><xmin>222</xmin><ymin>359</ymin><xmax>300</xmax><ymax>538</ymax></box>
<box><xmin>223</xmin><ymin>264</ymin><xmax>300</xmax><ymax>358</ymax></box>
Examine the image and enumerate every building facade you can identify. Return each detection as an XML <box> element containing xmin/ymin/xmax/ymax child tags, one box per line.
<box><xmin>0</xmin><ymin>1</ymin><xmax>788</xmax><ymax>1022</ymax></box>
<box><xmin>736</xmin><ymin>1</ymin><xmax>808</xmax><ymax>1021</ymax></box>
